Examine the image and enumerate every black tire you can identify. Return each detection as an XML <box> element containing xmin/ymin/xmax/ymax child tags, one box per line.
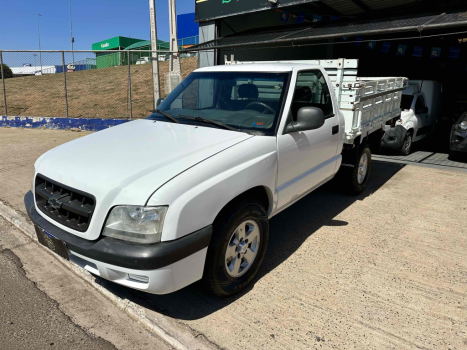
<box><xmin>342</xmin><ymin>145</ymin><xmax>371</xmax><ymax>195</ymax></box>
<box><xmin>202</xmin><ymin>199</ymin><xmax>269</xmax><ymax>297</ymax></box>
<box><xmin>449</xmin><ymin>151</ymin><xmax>466</xmax><ymax>162</ymax></box>
<box><xmin>400</xmin><ymin>131</ymin><xmax>413</xmax><ymax>156</ymax></box>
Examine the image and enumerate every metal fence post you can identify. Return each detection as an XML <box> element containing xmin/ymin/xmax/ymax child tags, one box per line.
<box><xmin>149</xmin><ymin>0</ymin><xmax>161</xmax><ymax>108</ymax></box>
<box><xmin>127</xmin><ymin>50</ymin><xmax>132</xmax><ymax>119</ymax></box>
<box><xmin>0</xmin><ymin>51</ymin><xmax>7</xmax><ymax>116</ymax></box>
<box><xmin>62</xmin><ymin>52</ymin><xmax>69</xmax><ymax>118</ymax></box>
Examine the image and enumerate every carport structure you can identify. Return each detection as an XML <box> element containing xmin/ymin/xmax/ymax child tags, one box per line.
<box><xmin>190</xmin><ymin>0</ymin><xmax>467</xmax><ymax>153</ymax></box>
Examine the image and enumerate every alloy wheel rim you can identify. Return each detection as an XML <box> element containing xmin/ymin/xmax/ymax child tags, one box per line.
<box><xmin>225</xmin><ymin>220</ymin><xmax>261</xmax><ymax>278</ymax></box>
<box><xmin>357</xmin><ymin>153</ymin><xmax>368</xmax><ymax>184</ymax></box>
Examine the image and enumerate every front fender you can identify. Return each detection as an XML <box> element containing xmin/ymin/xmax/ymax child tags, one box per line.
<box><xmin>148</xmin><ymin>137</ymin><xmax>278</xmax><ymax>241</ymax></box>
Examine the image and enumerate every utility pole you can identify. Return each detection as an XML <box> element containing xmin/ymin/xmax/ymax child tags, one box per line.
<box><xmin>69</xmin><ymin>0</ymin><xmax>75</xmax><ymax>63</ymax></box>
<box><xmin>168</xmin><ymin>0</ymin><xmax>181</xmax><ymax>92</ymax></box>
<box><xmin>149</xmin><ymin>0</ymin><xmax>160</xmax><ymax>108</ymax></box>
<box><xmin>37</xmin><ymin>14</ymin><xmax>43</xmax><ymax>75</ymax></box>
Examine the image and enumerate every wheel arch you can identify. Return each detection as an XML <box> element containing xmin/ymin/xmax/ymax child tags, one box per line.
<box><xmin>213</xmin><ymin>186</ymin><xmax>273</xmax><ymax>228</ymax></box>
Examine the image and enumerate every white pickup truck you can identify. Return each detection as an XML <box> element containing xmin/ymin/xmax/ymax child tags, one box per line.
<box><xmin>25</xmin><ymin>59</ymin><xmax>407</xmax><ymax>296</ymax></box>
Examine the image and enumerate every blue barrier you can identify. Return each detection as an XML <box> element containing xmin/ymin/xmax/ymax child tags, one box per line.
<box><xmin>0</xmin><ymin>116</ymin><xmax>130</xmax><ymax>131</ymax></box>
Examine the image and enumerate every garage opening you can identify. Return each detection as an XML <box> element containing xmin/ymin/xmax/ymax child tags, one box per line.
<box><xmin>189</xmin><ymin>6</ymin><xmax>467</xmax><ymax>157</ymax></box>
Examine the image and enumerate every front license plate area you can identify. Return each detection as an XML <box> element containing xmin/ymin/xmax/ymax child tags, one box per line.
<box><xmin>35</xmin><ymin>226</ymin><xmax>69</xmax><ymax>260</ymax></box>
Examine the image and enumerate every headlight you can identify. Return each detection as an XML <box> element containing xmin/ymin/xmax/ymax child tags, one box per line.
<box><xmin>103</xmin><ymin>206</ymin><xmax>168</xmax><ymax>244</ymax></box>
<box><xmin>459</xmin><ymin>120</ymin><xmax>467</xmax><ymax>131</ymax></box>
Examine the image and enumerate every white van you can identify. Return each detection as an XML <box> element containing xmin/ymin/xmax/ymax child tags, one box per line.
<box><xmin>382</xmin><ymin>80</ymin><xmax>442</xmax><ymax>155</ymax></box>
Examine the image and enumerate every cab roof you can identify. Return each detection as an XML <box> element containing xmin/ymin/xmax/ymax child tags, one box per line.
<box><xmin>195</xmin><ymin>63</ymin><xmax>319</xmax><ymax>73</ymax></box>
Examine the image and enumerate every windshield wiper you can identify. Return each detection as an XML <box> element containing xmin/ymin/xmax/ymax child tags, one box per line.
<box><xmin>178</xmin><ymin>115</ymin><xmax>238</xmax><ymax>132</ymax></box>
<box><xmin>152</xmin><ymin>109</ymin><xmax>179</xmax><ymax>123</ymax></box>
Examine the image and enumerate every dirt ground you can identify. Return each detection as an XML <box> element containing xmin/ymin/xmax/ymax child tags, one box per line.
<box><xmin>0</xmin><ymin>57</ymin><xmax>197</xmax><ymax>119</ymax></box>
<box><xmin>1</xmin><ymin>127</ymin><xmax>466</xmax><ymax>350</ymax></box>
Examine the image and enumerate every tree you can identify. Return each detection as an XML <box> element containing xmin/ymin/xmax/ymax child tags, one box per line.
<box><xmin>0</xmin><ymin>64</ymin><xmax>13</xmax><ymax>79</ymax></box>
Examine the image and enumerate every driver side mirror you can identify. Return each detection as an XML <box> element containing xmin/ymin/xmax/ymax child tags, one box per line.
<box><xmin>416</xmin><ymin>106</ymin><xmax>428</xmax><ymax>114</ymax></box>
<box><xmin>284</xmin><ymin>107</ymin><xmax>325</xmax><ymax>134</ymax></box>
<box><xmin>156</xmin><ymin>98</ymin><xmax>164</xmax><ymax>107</ymax></box>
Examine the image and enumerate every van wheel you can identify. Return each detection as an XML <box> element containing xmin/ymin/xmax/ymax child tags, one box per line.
<box><xmin>400</xmin><ymin>132</ymin><xmax>413</xmax><ymax>156</ymax></box>
<box><xmin>342</xmin><ymin>145</ymin><xmax>371</xmax><ymax>195</ymax></box>
<box><xmin>202</xmin><ymin>199</ymin><xmax>269</xmax><ymax>297</ymax></box>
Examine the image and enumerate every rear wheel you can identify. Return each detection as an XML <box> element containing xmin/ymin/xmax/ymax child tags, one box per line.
<box><xmin>202</xmin><ymin>199</ymin><xmax>269</xmax><ymax>297</ymax></box>
<box><xmin>400</xmin><ymin>131</ymin><xmax>413</xmax><ymax>156</ymax></box>
<box><xmin>341</xmin><ymin>145</ymin><xmax>371</xmax><ymax>195</ymax></box>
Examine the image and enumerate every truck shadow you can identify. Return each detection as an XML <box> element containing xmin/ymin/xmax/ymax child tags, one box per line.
<box><xmin>94</xmin><ymin>160</ymin><xmax>406</xmax><ymax>321</ymax></box>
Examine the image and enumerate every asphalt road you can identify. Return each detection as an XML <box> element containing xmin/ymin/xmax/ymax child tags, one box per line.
<box><xmin>0</xmin><ymin>220</ymin><xmax>116</xmax><ymax>350</ymax></box>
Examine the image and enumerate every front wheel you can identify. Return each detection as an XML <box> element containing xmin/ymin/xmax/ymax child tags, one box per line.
<box><xmin>202</xmin><ymin>199</ymin><xmax>269</xmax><ymax>297</ymax></box>
<box><xmin>400</xmin><ymin>132</ymin><xmax>413</xmax><ymax>156</ymax></box>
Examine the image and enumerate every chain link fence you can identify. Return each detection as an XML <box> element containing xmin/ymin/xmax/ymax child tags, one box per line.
<box><xmin>0</xmin><ymin>50</ymin><xmax>199</xmax><ymax>120</ymax></box>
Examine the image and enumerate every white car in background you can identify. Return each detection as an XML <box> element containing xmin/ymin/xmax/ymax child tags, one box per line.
<box><xmin>135</xmin><ymin>57</ymin><xmax>150</xmax><ymax>65</ymax></box>
<box><xmin>382</xmin><ymin>80</ymin><xmax>442</xmax><ymax>155</ymax></box>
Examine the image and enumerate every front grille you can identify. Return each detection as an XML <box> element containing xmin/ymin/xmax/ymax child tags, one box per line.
<box><xmin>34</xmin><ymin>174</ymin><xmax>96</xmax><ymax>232</ymax></box>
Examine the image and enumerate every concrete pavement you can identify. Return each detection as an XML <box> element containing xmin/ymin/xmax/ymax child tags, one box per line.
<box><xmin>0</xmin><ymin>217</ymin><xmax>117</xmax><ymax>350</ymax></box>
<box><xmin>1</xmin><ymin>127</ymin><xmax>467</xmax><ymax>350</ymax></box>
<box><xmin>0</xmin><ymin>217</ymin><xmax>173</xmax><ymax>350</ymax></box>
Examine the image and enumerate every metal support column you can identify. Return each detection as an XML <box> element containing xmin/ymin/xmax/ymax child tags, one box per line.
<box><xmin>149</xmin><ymin>0</ymin><xmax>160</xmax><ymax>108</ymax></box>
<box><xmin>62</xmin><ymin>52</ymin><xmax>69</xmax><ymax>118</ymax></box>
<box><xmin>168</xmin><ymin>0</ymin><xmax>181</xmax><ymax>92</ymax></box>
<box><xmin>127</xmin><ymin>51</ymin><xmax>132</xmax><ymax>119</ymax></box>
<box><xmin>1</xmin><ymin>52</ymin><xmax>8</xmax><ymax>116</ymax></box>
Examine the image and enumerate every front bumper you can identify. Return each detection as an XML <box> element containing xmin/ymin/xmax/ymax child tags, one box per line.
<box><xmin>381</xmin><ymin>125</ymin><xmax>407</xmax><ymax>149</ymax></box>
<box><xmin>25</xmin><ymin>191</ymin><xmax>212</xmax><ymax>294</ymax></box>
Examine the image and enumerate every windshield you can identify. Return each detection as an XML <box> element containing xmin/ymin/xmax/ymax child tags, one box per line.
<box><xmin>401</xmin><ymin>95</ymin><xmax>414</xmax><ymax>110</ymax></box>
<box><xmin>148</xmin><ymin>71</ymin><xmax>290</xmax><ymax>135</ymax></box>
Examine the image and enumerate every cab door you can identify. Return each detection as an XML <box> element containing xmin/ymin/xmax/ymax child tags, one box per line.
<box><xmin>276</xmin><ymin>69</ymin><xmax>341</xmax><ymax>210</ymax></box>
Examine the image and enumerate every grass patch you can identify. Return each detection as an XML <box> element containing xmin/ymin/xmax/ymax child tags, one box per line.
<box><xmin>1</xmin><ymin>57</ymin><xmax>197</xmax><ymax>119</ymax></box>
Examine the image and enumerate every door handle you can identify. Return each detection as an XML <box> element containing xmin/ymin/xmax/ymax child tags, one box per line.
<box><xmin>332</xmin><ymin>125</ymin><xmax>339</xmax><ymax>135</ymax></box>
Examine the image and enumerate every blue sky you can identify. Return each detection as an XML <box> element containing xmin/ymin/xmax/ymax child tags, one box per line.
<box><xmin>0</xmin><ymin>0</ymin><xmax>195</xmax><ymax>50</ymax></box>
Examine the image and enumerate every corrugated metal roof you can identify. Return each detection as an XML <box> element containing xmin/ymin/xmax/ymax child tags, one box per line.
<box><xmin>323</xmin><ymin>0</ymin><xmax>419</xmax><ymax>14</ymax></box>
<box><xmin>323</xmin><ymin>0</ymin><xmax>366</xmax><ymax>15</ymax></box>
<box><xmin>361</xmin><ymin>0</ymin><xmax>418</xmax><ymax>11</ymax></box>
<box><xmin>187</xmin><ymin>11</ymin><xmax>467</xmax><ymax>51</ymax></box>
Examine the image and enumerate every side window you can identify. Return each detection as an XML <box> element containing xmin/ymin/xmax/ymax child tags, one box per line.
<box><xmin>291</xmin><ymin>70</ymin><xmax>334</xmax><ymax>119</ymax></box>
<box><xmin>415</xmin><ymin>96</ymin><xmax>426</xmax><ymax>112</ymax></box>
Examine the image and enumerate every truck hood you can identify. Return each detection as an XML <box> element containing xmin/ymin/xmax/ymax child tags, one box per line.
<box><xmin>35</xmin><ymin>120</ymin><xmax>252</xmax><ymax>239</ymax></box>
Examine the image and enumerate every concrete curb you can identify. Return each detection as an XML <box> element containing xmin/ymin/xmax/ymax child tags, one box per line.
<box><xmin>0</xmin><ymin>200</ymin><xmax>218</xmax><ymax>350</ymax></box>
<box><xmin>1</xmin><ymin>116</ymin><xmax>131</xmax><ymax>131</ymax></box>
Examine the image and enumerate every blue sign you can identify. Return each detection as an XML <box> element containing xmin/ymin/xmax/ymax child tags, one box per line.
<box><xmin>367</xmin><ymin>41</ymin><xmax>377</xmax><ymax>50</ymax></box>
<box><xmin>354</xmin><ymin>36</ymin><xmax>363</xmax><ymax>46</ymax></box>
<box><xmin>449</xmin><ymin>47</ymin><xmax>460</xmax><ymax>58</ymax></box>
<box><xmin>381</xmin><ymin>42</ymin><xmax>391</xmax><ymax>53</ymax></box>
<box><xmin>396</xmin><ymin>45</ymin><xmax>407</xmax><ymax>55</ymax></box>
<box><xmin>296</xmin><ymin>12</ymin><xmax>305</xmax><ymax>24</ymax></box>
<box><xmin>312</xmin><ymin>14</ymin><xmax>322</xmax><ymax>23</ymax></box>
<box><xmin>280</xmin><ymin>10</ymin><xmax>290</xmax><ymax>22</ymax></box>
<box><xmin>430</xmin><ymin>47</ymin><xmax>441</xmax><ymax>58</ymax></box>
<box><xmin>413</xmin><ymin>46</ymin><xmax>423</xmax><ymax>57</ymax></box>
<box><xmin>330</xmin><ymin>16</ymin><xmax>340</xmax><ymax>21</ymax></box>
